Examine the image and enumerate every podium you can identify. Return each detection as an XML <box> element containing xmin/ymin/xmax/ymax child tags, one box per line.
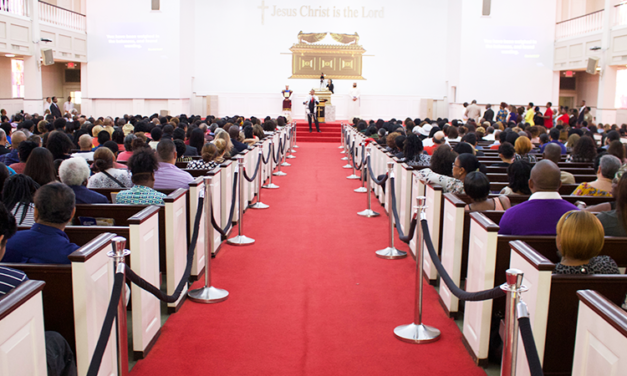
<box><xmin>314</xmin><ymin>89</ymin><xmax>332</xmax><ymax>124</ymax></box>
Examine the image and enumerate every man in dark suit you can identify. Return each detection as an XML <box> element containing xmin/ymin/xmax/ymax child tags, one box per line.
<box><xmin>304</xmin><ymin>89</ymin><xmax>320</xmax><ymax>132</ymax></box>
<box><xmin>483</xmin><ymin>104</ymin><xmax>494</xmax><ymax>122</ymax></box>
<box><xmin>49</xmin><ymin>96</ymin><xmax>62</xmax><ymax>118</ymax></box>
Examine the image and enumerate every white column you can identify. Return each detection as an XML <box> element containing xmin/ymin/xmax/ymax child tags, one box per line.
<box><xmin>23</xmin><ymin>0</ymin><xmax>43</xmax><ymax>114</ymax></box>
<box><xmin>596</xmin><ymin>0</ymin><xmax>617</xmax><ymax>124</ymax></box>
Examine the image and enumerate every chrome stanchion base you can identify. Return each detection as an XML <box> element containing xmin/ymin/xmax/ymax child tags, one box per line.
<box><xmin>280</xmin><ymin>162</ymin><xmax>291</xmax><ymax>167</ymax></box>
<box><xmin>347</xmin><ymin>174</ymin><xmax>360</xmax><ymax>179</ymax></box>
<box><xmin>249</xmin><ymin>201</ymin><xmax>270</xmax><ymax>209</ymax></box>
<box><xmin>286</xmin><ymin>155</ymin><xmax>296</xmax><ymax>159</ymax></box>
<box><xmin>262</xmin><ymin>183</ymin><xmax>279</xmax><ymax>189</ymax></box>
<box><xmin>227</xmin><ymin>235</ymin><xmax>255</xmax><ymax>245</ymax></box>
<box><xmin>338</xmin><ymin>145</ymin><xmax>344</xmax><ymax>149</ymax></box>
<box><xmin>357</xmin><ymin>209</ymin><xmax>380</xmax><ymax>217</ymax></box>
<box><xmin>375</xmin><ymin>246</ymin><xmax>407</xmax><ymax>259</ymax></box>
<box><xmin>187</xmin><ymin>286</ymin><xmax>229</xmax><ymax>304</ymax></box>
<box><xmin>342</xmin><ymin>164</ymin><xmax>353</xmax><ymax>169</ymax></box>
<box><xmin>340</xmin><ymin>150</ymin><xmax>346</xmax><ymax>153</ymax></box>
<box><xmin>394</xmin><ymin>323</ymin><xmax>441</xmax><ymax>344</ymax></box>
<box><xmin>273</xmin><ymin>171</ymin><xmax>287</xmax><ymax>176</ymax></box>
<box><xmin>293</xmin><ymin>145</ymin><xmax>299</xmax><ymax>148</ymax></box>
<box><xmin>354</xmin><ymin>187</ymin><xmax>368</xmax><ymax>193</ymax></box>
<box><xmin>341</xmin><ymin>156</ymin><xmax>349</xmax><ymax>161</ymax></box>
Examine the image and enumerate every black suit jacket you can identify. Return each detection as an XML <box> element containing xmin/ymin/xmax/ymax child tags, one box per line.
<box><xmin>50</xmin><ymin>103</ymin><xmax>62</xmax><ymax>118</ymax></box>
<box><xmin>484</xmin><ymin>109</ymin><xmax>494</xmax><ymax>122</ymax></box>
<box><xmin>327</xmin><ymin>83</ymin><xmax>334</xmax><ymax>94</ymax></box>
<box><xmin>306</xmin><ymin>97</ymin><xmax>319</xmax><ymax>114</ymax></box>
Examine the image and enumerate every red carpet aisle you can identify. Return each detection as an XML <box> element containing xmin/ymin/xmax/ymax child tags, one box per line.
<box><xmin>296</xmin><ymin>121</ymin><xmax>341</xmax><ymax>143</ymax></box>
<box><xmin>129</xmin><ymin>143</ymin><xmax>485</xmax><ymax>376</ymax></box>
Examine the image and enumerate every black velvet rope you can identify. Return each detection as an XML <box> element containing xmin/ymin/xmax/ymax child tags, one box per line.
<box><xmin>367</xmin><ymin>156</ymin><xmax>388</xmax><ymax>186</ymax></box>
<box><xmin>272</xmin><ymin>139</ymin><xmax>282</xmax><ymax>164</ymax></box>
<box><xmin>243</xmin><ymin>152</ymin><xmax>262</xmax><ymax>183</ymax></box>
<box><xmin>125</xmin><ymin>195</ymin><xmax>204</xmax><ymax>304</ymax></box>
<box><xmin>261</xmin><ymin>143</ymin><xmax>272</xmax><ymax>165</ymax></box>
<box><xmin>519</xmin><ymin>317</ymin><xmax>545</xmax><ymax>376</ymax></box>
<box><xmin>210</xmin><ymin>171</ymin><xmax>238</xmax><ymax>239</ymax></box>
<box><xmin>86</xmin><ymin>271</ymin><xmax>124</xmax><ymax>376</ymax></box>
<box><xmin>280</xmin><ymin>134</ymin><xmax>287</xmax><ymax>154</ymax></box>
<box><xmin>421</xmin><ymin>219</ymin><xmax>506</xmax><ymax>301</ymax></box>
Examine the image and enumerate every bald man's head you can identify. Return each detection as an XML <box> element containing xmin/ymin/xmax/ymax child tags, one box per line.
<box><xmin>529</xmin><ymin>160</ymin><xmax>561</xmax><ymax>193</ymax></box>
<box><xmin>542</xmin><ymin>143</ymin><xmax>562</xmax><ymax>164</ymax></box>
<box><xmin>78</xmin><ymin>134</ymin><xmax>92</xmax><ymax>150</ymax></box>
<box><xmin>11</xmin><ymin>131</ymin><xmax>26</xmax><ymax>150</ymax></box>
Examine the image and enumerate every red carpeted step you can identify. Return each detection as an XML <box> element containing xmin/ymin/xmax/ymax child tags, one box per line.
<box><xmin>129</xmin><ymin>143</ymin><xmax>485</xmax><ymax>376</ymax></box>
<box><xmin>294</xmin><ymin>121</ymin><xmax>342</xmax><ymax>143</ymax></box>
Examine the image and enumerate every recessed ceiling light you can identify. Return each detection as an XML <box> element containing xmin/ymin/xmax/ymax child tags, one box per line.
<box><xmin>5</xmin><ymin>54</ymin><xmax>15</xmax><ymax>57</ymax></box>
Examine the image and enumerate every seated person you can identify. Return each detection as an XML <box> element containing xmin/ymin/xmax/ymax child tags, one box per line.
<box><xmin>417</xmin><ymin>149</ymin><xmax>479</xmax><ymax>195</ymax></box>
<box><xmin>464</xmin><ymin>171</ymin><xmax>511</xmax><ymax>211</ymax></box>
<box><xmin>540</xmin><ymin>128</ymin><xmax>567</xmax><ymax>154</ymax></box>
<box><xmin>116</xmin><ymin>148</ymin><xmax>167</xmax><ymax>205</ymax></box>
<box><xmin>71</xmin><ymin>134</ymin><xmax>95</xmax><ymax>161</ymax></box>
<box><xmin>87</xmin><ymin>147</ymin><xmax>132</xmax><ymax>189</ymax></box>
<box><xmin>153</xmin><ymin>140</ymin><xmax>194</xmax><ymax>190</ymax></box>
<box><xmin>543</xmin><ymin>143</ymin><xmax>575</xmax><ymax>184</ymax></box>
<box><xmin>572</xmin><ymin>154</ymin><xmax>621</xmax><ymax>197</ymax></box>
<box><xmin>187</xmin><ymin>143</ymin><xmax>218</xmax><ymax>170</ymax></box>
<box><xmin>499</xmin><ymin>160</ymin><xmax>532</xmax><ymax>195</ymax></box>
<box><xmin>0</xmin><ymin>202</ymin><xmax>26</xmax><ymax>295</ymax></box>
<box><xmin>499</xmin><ymin>160</ymin><xmax>579</xmax><ymax>235</ymax></box>
<box><xmin>402</xmin><ymin>134</ymin><xmax>431</xmax><ymax>167</ymax></box>
<box><xmin>597</xmin><ymin>168</ymin><xmax>627</xmax><ymax>237</ymax></box>
<box><xmin>2</xmin><ymin>174</ymin><xmax>39</xmax><ymax>226</ymax></box>
<box><xmin>59</xmin><ymin>158</ymin><xmax>109</xmax><ymax>204</ymax></box>
<box><xmin>554</xmin><ymin>211</ymin><xmax>619</xmax><ymax>274</ymax></box>
<box><xmin>423</xmin><ymin>131</ymin><xmax>446</xmax><ymax>155</ymax></box>
<box><xmin>492</xmin><ymin>142</ymin><xmax>515</xmax><ymax>167</ymax></box>
<box><xmin>2</xmin><ymin>183</ymin><xmax>79</xmax><ymax>264</ymax></box>
<box><xmin>9</xmin><ymin>140</ymin><xmax>38</xmax><ymax>174</ymax></box>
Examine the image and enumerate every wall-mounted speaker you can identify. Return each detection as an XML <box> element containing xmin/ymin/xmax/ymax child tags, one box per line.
<box><xmin>585</xmin><ymin>57</ymin><xmax>599</xmax><ymax>75</ymax></box>
<box><xmin>41</xmin><ymin>48</ymin><xmax>54</xmax><ymax>66</ymax></box>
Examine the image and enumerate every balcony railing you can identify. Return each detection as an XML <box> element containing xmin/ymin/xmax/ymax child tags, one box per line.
<box><xmin>556</xmin><ymin>9</ymin><xmax>604</xmax><ymax>40</ymax></box>
<box><xmin>38</xmin><ymin>1</ymin><xmax>85</xmax><ymax>32</ymax></box>
<box><xmin>615</xmin><ymin>2</ymin><xmax>627</xmax><ymax>27</ymax></box>
<box><xmin>0</xmin><ymin>0</ymin><xmax>29</xmax><ymax>17</ymax></box>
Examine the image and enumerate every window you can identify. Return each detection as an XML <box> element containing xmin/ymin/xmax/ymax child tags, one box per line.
<box><xmin>71</xmin><ymin>91</ymin><xmax>82</xmax><ymax>105</ymax></box>
<box><xmin>11</xmin><ymin>59</ymin><xmax>24</xmax><ymax>98</ymax></box>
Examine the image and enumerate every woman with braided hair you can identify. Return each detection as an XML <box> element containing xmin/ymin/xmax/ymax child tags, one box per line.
<box><xmin>2</xmin><ymin>174</ymin><xmax>40</xmax><ymax>226</ymax></box>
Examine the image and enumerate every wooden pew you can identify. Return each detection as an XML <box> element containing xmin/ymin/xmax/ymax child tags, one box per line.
<box><xmin>2</xmin><ymin>233</ymin><xmax>121</xmax><ymax>375</ymax></box>
<box><xmin>487</xmin><ymin>172</ymin><xmax>596</xmax><ymax>183</ymax></box>
<box><xmin>0</xmin><ymin>280</ymin><xmax>47</xmax><ymax>376</ymax></box>
<box><xmin>71</xmin><ymin>205</ymin><xmax>163</xmax><ymax>358</ymax></box>
<box><xmin>461</xmin><ymin>214</ymin><xmax>627</xmax><ymax>367</ymax></box>
<box><xmin>509</xmin><ymin>241</ymin><xmax>627</xmax><ymax>376</ymax></box>
<box><xmin>485</xmin><ymin>166</ymin><xmax>594</xmax><ymax>174</ymax></box>
<box><xmin>490</xmin><ymin>182</ymin><xmax>579</xmax><ymax>196</ymax></box>
<box><xmin>572</xmin><ymin>290</ymin><xmax>627</xmax><ymax>375</ymax></box>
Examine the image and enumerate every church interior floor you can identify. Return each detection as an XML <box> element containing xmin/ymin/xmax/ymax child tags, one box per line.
<box><xmin>128</xmin><ymin>142</ymin><xmax>488</xmax><ymax>376</ymax></box>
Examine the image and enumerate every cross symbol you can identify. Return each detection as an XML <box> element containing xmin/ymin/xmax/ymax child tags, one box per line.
<box><xmin>258</xmin><ymin>0</ymin><xmax>269</xmax><ymax>25</ymax></box>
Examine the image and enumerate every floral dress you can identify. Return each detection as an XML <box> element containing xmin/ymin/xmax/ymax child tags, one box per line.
<box><xmin>416</xmin><ymin>169</ymin><xmax>464</xmax><ymax>194</ymax></box>
<box><xmin>572</xmin><ymin>182</ymin><xmax>612</xmax><ymax>197</ymax></box>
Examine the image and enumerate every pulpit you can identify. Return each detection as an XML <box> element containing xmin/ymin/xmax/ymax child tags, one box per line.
<box><xmin>314</xmin><ymin>89</ymin><xmax>331</xmax><ymax>123</ymax></box>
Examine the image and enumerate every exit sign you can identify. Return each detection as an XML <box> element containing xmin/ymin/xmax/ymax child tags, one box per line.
<box><xmin>565</xmin><ymin>70</ymin><xmax>573</xmax><ymax>77</ymax></box>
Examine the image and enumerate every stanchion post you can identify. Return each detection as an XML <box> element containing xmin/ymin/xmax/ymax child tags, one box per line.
<box><xmin>249</xmin><ymin>147</ymin><xmax>269</xmax><ymax>209</ymax></box>
<box><xmin>188</xmin><ymin>177</ymin><xmax>229</xmax><ymax>303</ymax></box>
<box><xmin>263</xmin><ymin>140</ymin><xmax>279</xmax><ymax>189</ymax></box>
<box><xmin>343</xmin><ymin>140</ymin><xmax>354</xmax><ymax>168</ymax></box>
<box><xmin>357</xmin><ymin>151</ymin><xmax>380</xmax><ymax>217</ymax></box>
<box><xmin>287</xmin><ymin>126</ymin><xmax>296</xmax><ymax>157</ymax></box>
<box><xmin>500</xmin><ymin>269</ymin><xmax>527</xmax><ymax>376</ymax></box>
<box><xmin>394</xmin><ymin>197</ymin><xmax>441</xmax><ymax>343</ymax></box>
<box><xmin>375</xmin><ymin>162</ymin><xmax>407</xmax><ymax>259</ymax></box>
<box><xmin>281</xmin><ymin>133</ymin><xmax>291</xmax><ymax>166</ymax></box>
<box><xmin>293</xmin><ymin>123</ymin><xmax>299</xmax><ymax>149</ymax></box>
<box><xmin>107</xmin><ymin>236</ymin><xmax>130</xmax><ymax>376</ymax></box>
<box><xmin>227</xmin><ymin>155</ymin><xmax>255</xmax><ymax>245</ymax></box>
<box><xmin>347</xmin><ymin>142</ymin><xmax>361</xmax><ymax>179</ymax></box>
<box><xmin>339</xmin><ymin>124</ymin><xmax>345</xmax><ymax>149</ymax></box>
<box><xmin>354</xmin><ymin>150</ymin><xmax>368</xmax><ymax>192</ymax></box>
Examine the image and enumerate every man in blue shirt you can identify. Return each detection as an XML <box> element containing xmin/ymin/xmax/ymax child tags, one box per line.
<box><xmin>539</xmin><ymin>128</ymin><xmax>567</xmax><ymax>155</ymax></box>
<box><xmin>3</xmin><ymin>183</ymin><xmax>79</xmax><ymax>264</ymax></box>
